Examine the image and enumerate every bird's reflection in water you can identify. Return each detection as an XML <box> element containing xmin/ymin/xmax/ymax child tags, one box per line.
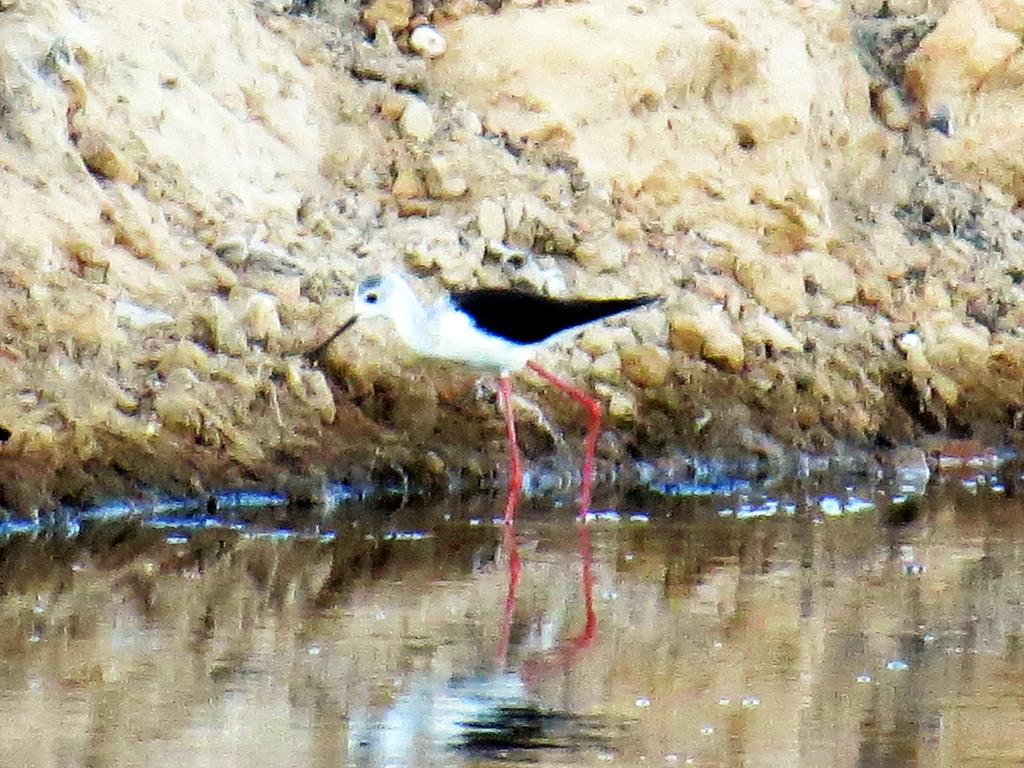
<box><xmin>348</xmin><ymin>516</ymin><xmax>619</xmax><ymax>766</ymax></box>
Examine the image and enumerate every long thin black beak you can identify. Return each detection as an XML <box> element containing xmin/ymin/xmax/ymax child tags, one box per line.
<box><xmin>307</xmin><ymin>314</ymin><xmax>358</xmax><ymax>361</ymax></box>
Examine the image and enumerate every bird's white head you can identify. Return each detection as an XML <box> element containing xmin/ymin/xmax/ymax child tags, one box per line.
<box><xmin>307</xmin><ymin>273</ymin><xmax>426</xmax><ymax>361</ymax></box>
<box><xmin>352</xmin><ymin>273</ymin><xmax>413</xmax><ymax>320</ymax></box>
<box><xmin>349</xmin><ymin>273</ymin><xmax>433</xmax><ymax>356</ymax></box>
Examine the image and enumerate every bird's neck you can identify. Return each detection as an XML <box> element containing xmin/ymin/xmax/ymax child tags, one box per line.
<box><xmin>386</xmin><ymin>280</ymin><xmax>434</xmax><ymax>355</ymax></box>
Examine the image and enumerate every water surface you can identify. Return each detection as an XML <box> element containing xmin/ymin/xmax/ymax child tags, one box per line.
<box><xmin>2</xmin><ymin>479</ymin><xmax>1024</xmax><ymax>767</ymax></box>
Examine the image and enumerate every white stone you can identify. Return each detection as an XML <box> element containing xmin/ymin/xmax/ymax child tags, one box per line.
<box><xmin>244</xmin><ymin>292</ymin><xmax>282</xmax><ymax>343</ymax></box>
<box><xmin>399</xmin><ymin>97</ymin><xmax>434</xmax><ymax>141</ymax></box>
<box><xmin>753</xmin><ymin>313</ymin><xmax>801</xmax><ymax>352</ymax></box>
<box><xmin>425</xmin><ymin>155</ymin><xmax>467</xmax><ymax>199</ymax></box>
<box><xmin>114</xmin><ymin>299</ymin><xmax>174</xmax><ymax>329</ymax></box>
<box><xmin>409</xmin><ymin>25</ymin><xmax>447</xmax><ymax>59</ymax></box>
<box><xmin>477</xmin><ymin>198</ymin><xmax>506</xmax><ymax>240</ymax></box>
<box><xmin>608</xmin><ymin>389</ymin><xmax>637</xmax><ymax>420</ymax></box>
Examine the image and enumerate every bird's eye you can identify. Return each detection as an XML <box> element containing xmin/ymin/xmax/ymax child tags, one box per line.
<box><xmin>365</xmin><ymin>292</ymin><xmax>379</xmax><ymax>304</ymax></box>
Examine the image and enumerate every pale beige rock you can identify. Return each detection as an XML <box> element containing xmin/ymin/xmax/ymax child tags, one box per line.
<box><xmin>380</xmin><ymin>92</ymin><xmax>408</xmax><ymax>121</ymax></box>
<box><xmin>477</xmin><ymin>198</ymin><xmax>506</xmax><ymax>240</ymax></box>
<box><xmin>620</xmin><ymin>344</ymin><xmax>671</xmax><ymax>388</ymax></box>
<box><xmin>923</xmin><ymin>315</ymin><xmax>991</xmax><ymax>371</ymax></box>
<box><xmin>736</xmin><ymin>252</ymin><xmax>807</xmax><ymax>318</ymax></box>
<box><xmin>200</xmin><ymin>297</ymin><xmax>248</xmax><ymax>356</ymax></box>
<box><xmin>627</xmin><ymin>308</ymin><xmax>668</xmax><ymax>346</ymax></box>
<box><xmin>400</xmin><ymin>224</ymin><xmax>469</xmax><ymax>274</ymax></box>
<box><xmin>362</xmin><ymin>0</ymin><xmax>413</xmax><ymax>32</ymax></box>
<box><xmin>801</xmin><ymin>252</ymin><xmax>857</xmax><ymax>305</ymax></box>
<box><xmin>578</xmin><ymin>326</ymin><xmax>635</xmax><ymax>357</ymax></box>
<box><xmin>424</xmin><ymin>155</ymin><xmax>468</xmax><ymax>199</ymax></box>
<box><xmin>214</xmin><ymin>237</ymin><xmax>249</xmax><ymax>267</ymax></box>
<box><xmin>922</xmin><ymin>279</ymin><xmax>953</xmax><ymax>311</ymax></box>
<box><xmin>899</xmin><ymin>332</ymin><xmax>932</xmax><ymax>378</ymax></box>
<box><xmin>591</xmin><ymin>351</ymin><xmax>622</xmax><ymax>382</ymax></box>
<box><xmin>270</xmin><ymin>276</ymin><xmax>307</xmax><ymax>309</ymax></box>
<box><xmin>746</xmin><ymin>312</ymin><xmax>801</xmax><ymax>353</ymax></box>
<box><xmin>21</xmin><ymin>424</ymin><xmax>56</xmax><ymax>454</ymax></box>
<box><xmin>906</xmin><ymin>0</ymin><xmax>1024</xmax><ymax>197</ymax></box>
<box><xmin>244</xmin><ymin>293</ymin><xmax>282</xmax><ymax>345</ymax></box>
<box><xmin>399</xmin><ymin>97</ymin><xmax>435</xmax><ymax>141</ymax></box>
<box><xmin>562</xmin><ymin>347</ymin><xmax>588</xmax><ymax>378</ymax></box>
<box><xmin>158</xmin><ymin>341</ymin><xmax>212</xmax><ymax>377</ymax></box>
<box><xmin>104</xmin><ymin>188</ymin><xmax>172</xmax><ymax>267</ymax></box>
<box><xmin>432</xmin><ymin>0</ymin><xmax>874</xmax><ymax>243</ymax></box>
<box><xmin>456</xmin><ymin>107</ymin><xmax>483</xmax><ymax>136</ymax></box>
<box><xmin>575</xmin><ymin>233</ymin><xmax>626</xmax><ymax>273</ymax></box>
<box><xmin>607</xmin><ymin>389</ymin><xmax>637</xmax><ymax>421</ymax></box>
<box><xmin>154</xmin><ymin>368</ymin><xmax>205</xmax><ymax>436</ymax></box>
<box><xmin>114</xmin><ymin>299</ymin><xmax>173</xmax><ymax>330</ymax></box>
<box><xmin>285</xmin><ymin>361</ymin><xmax>336</xmax><ymax>423</ymax></box>
<box><xmin>857</xmin><ymin>272</ymin><xmax>890</xmax><ymax>307</ymax></box>
<box><xmin>907</xmin><ymin>0</ymin><xmax>1022</xmax><ymax>111</ymax></box>
<box><xmin>668</xmin><ymin>313</ymin><xmax>705</xmax><ymax>358</ymax></box>
<box><xmin>669</xmin><ymin>302</ymin><xmax>745</xmax><ymax>372</ymax></box>
<box><xmin>701</xmin><ymin>326</ymin><xmax>746</xmax><ymax>373</ymax></box>
<box><xmin>392</xmin><ymin>167</ymin><xmax>426</xmax><ymax>199</ymax></box>
<box><xmin>77</xmin><ymin>133</ymin><xmax>138</xmax><ymax>184</ymax></box>
<box><xmin>874</xmin><ymin>86</ymin><xmax>910</xmax><ymax>131</ymax></box>
<box><xmin>931</xmin><ymin>371</ymin><xmax>960</xmax><ymax>406</ymax></box>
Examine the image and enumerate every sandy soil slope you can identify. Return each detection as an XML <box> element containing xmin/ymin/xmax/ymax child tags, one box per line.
<box><xmin>1</xmin><ymin>0</ymin><xmax>1022</xmax><ymax>511</ymax></box>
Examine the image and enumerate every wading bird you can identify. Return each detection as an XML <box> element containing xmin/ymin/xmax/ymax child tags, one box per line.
<box><xmin>311</xmin><ymin>273</ymin><xmax>658</xmax><ymax>522</ymax></box>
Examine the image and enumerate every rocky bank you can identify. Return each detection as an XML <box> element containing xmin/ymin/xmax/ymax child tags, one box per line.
<box><xmin>1</xmin><ymin>0</ymin><xmax>1023</xmax><ymax>512</ymax></box>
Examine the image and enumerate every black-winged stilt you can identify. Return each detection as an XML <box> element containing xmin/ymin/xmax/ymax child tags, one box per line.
<box><xmin>311</xmin><ymin>273</ymin><xmax>659</xmax><ymax>522</ymax></box>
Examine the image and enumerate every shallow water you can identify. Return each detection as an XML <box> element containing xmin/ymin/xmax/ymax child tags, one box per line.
<box><xmin>2</xmin><ymin>478</ymin><xmax>1024</xmax><ymax>767</ymax></box>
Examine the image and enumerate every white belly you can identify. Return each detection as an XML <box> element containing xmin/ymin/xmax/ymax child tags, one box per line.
<box><xmin>417</xmin><ymin>309</ymin><xmax>537</xmax><ymax>373</ymax></box>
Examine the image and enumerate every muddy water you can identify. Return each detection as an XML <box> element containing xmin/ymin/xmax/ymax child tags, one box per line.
<box><xmin>1</xmin><ymin>484</ymin><xmax>1024</xmax><ymax>767</ymax></box>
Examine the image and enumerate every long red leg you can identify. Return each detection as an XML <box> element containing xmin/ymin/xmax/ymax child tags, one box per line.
<box><xmin>526</xmin><ymin>362</ymin><xmax>601</xmax><ymax>517</ymax></box>
<box><xmin>497</xmin><ymin>375</ymin><xmax>522</xmax><ymax>524</ymax></box>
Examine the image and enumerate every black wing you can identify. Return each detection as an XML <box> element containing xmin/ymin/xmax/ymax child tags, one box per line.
<box><xmin>449</xmin><ymin>288</ymin><xmax>659</xmax><ymax>345</ymax></box>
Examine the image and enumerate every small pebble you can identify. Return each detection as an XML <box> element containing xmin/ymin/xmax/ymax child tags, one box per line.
<box><xmin>213</xmin><ymin>236</ymin><xmax>248</xmax><ymax>266</ymax></box>
<box><xmin>477</xmin><ymin>198</ymin><xmax>506</xmax><ymax>240</ymax></box>
<box><xmin>425</xmin><ymin>155</ymin><xmax>467</xmax><ymax>199</ymax></box>
<box><xmin>114</xmin><ymin>299</ymin><xmax>174</xmax><ymax>329</ymax></box>
<box><xmin>409</xmin><ymin>25</ymin><xmax>446</xmax><ymax>59</ymax></box>
<box><xmin>874</xmin><ymin>86</ymin><xmax>909</xmax><ymax>131</ymax></box>
<box><xmin>244</xmin><ymin>292</ymin><xmax>281</xmax><ymax>343</ymax></box>
<box><xmin>361</xmin><ymin>0</ymin><xmax>412</xmax><ymax>32</ymax></box>
<box><xmin>399</xmin><ymin>97</ymin><xmax>434</xmax><ymax>141</ymax></box>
